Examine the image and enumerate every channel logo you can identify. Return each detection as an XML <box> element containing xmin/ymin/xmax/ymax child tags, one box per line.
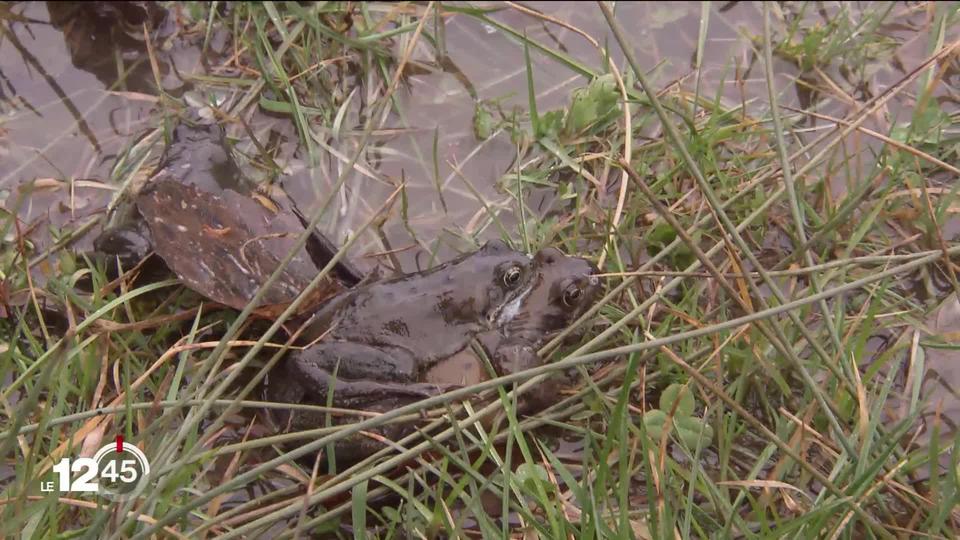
<box><xmin>41</xmin><ymin>436</ymin><xmax>150</xmax><ymax>501</ymax></box>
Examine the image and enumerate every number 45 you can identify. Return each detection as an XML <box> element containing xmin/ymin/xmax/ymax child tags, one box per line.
<box><xmin>101</xmin><ymin>459</ymin><xmax>138</xmax><ymax>483</ymax></box>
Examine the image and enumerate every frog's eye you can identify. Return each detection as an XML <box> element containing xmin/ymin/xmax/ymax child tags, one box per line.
<box><xmin>563</xmin><ymin>285</ymin><xmax>583</xmax><ymax>306</ymax></box>
<box><xmin>503</xmin><ymin>266</ymin><xmax>524</xmax><ymax>287</ymax></box>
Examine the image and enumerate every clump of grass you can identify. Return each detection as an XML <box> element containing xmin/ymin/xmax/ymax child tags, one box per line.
<box><xmin>3</xmin><ymin>2</ymin><xmax>960</xmax><ymax>538</ymax></box>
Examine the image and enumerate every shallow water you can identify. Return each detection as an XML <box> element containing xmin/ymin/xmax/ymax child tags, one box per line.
<box><xmin>4</xmin><ymin>3</ymin><xmax>955</xmax><ymax>261</ymax></box>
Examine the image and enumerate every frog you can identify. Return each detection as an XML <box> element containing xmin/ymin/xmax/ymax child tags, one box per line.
<box><xmin>93</xmin><ymin>119</ymin><xmax>364</xmax><ymax>314</ymax></box>
<box><xmin>264</xmin><ymin>239</ymin><xmax>537</xmax><ymax>411</ymax></box>
<box><xmin>424</xmin><ymin>246</ymin><xmax>602</xmax><ymax>413</ymax></box>
<box><xmin>94</xmin><ymin>120</ymin><xmax>251</xmax><ymax>271</ymax></box>
<box><xmin>263</xmin><ymin>246</ymin><xmax>601</xmax><ymax>460</ymax></box>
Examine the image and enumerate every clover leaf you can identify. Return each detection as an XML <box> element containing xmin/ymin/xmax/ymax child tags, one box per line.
<box><xmin>642</xmin><ymin>383</ymin><xmax>714</xmax><ymax>448</ymax></box>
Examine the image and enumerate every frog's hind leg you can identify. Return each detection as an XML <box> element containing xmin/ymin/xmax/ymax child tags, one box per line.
<box><xmin>285</xmin><ymin>342</ymin><xmax>458</xmax><ymax>406</ymax></box>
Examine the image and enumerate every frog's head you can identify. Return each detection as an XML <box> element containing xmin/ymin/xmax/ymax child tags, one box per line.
<box><xmin>477</xmin><ymin>240</ymin><xmax>540</xmax><ymax>328</ymax></box>
<box><xmin>432</xmin><ymin>240</ymin><xmax>535</xmax><ymax>329</ymax></box>
<box><xmin>498</xmin><ymin>247</ymin><xmax>601</xmax><ymax>343</ymax></box>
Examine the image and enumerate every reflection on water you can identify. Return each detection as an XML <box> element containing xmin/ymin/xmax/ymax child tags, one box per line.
<box><xmin>4</xmin><ymin>2</ymin><xmax>955</xmax><ymax>261</ymax></box>
<box><xmin>278</xmin><ymin>1</ymin><xmax>959</xmax><ymax>270</ymax></box>
<box><xmin>45</xmin><ymin>2</ymin><xmax>165</xmax><ymax>94</ymax></box>
<box><xmin>0</xmin><ymin>2</ymin><xmax>166</xmax><ymax>257</ymax></box>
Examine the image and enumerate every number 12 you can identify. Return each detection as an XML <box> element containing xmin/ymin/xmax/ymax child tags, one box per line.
<box><xmin>52</xmin><ymin>458</ymin><xmax>98</xmax><ymax>492</ymax></box>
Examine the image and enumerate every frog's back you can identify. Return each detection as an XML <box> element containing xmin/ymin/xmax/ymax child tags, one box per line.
<box><xmin>326</xmin><ymin>241</ymin><xmax>535</xmax><ymax>362</ymax></box>
<box><xmin>330</xmin><ymin>270</ymin><xmax>485</xmax><ymax>361</ymax></box>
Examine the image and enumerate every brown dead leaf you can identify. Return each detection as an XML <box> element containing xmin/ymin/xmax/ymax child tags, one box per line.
<box><xmin>251</xmin><ymin>192</ymin><xmax>280</xmax><ymax>214</ymax></box>
<box><xmin>107</xmin><ymin>90</ymin><xmax>160</xmax><ymax>103</ymax></box>
<box><xmin>79</xmin><ymin>422</ymin><xmax>107</xmax><ymax>459</ymax></box>
<box><xmin>22</xmin><ymin>178</ymin><xmax>65</xmax><ymax>191</ymax></box>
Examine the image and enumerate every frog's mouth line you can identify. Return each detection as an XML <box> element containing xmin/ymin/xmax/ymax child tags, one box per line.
<box><xmin>491</xmin><ymin>280</ymin><xmax>534</xmax><ymax>329</ymax></box>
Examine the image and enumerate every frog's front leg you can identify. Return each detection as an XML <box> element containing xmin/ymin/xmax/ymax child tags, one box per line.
<box><xmin>491</xmin><ymin>338</ymin><xmax>555</xmax><ymax>415</ymax></box>
<box><xmin>287</xmin><ymin>342</ymin><xmax>460</xmax><ymax>405</ymax></box>
<box><xmin>94</xmin><ymin>218</ymin><xmax>155</xmax><ymax>273</ymax></box>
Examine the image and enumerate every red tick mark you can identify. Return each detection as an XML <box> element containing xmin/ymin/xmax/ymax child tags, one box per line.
<box><xmin>116</xmin><ymin>435</ymin><xmax>124</xmax><ymax>453</ymax></box>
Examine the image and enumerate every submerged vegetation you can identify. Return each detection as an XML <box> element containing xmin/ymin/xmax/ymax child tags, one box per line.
<box><xmin>2</xmin><ymin>2</ymin><xmax>960</xmax><ymax>537</ymax></box>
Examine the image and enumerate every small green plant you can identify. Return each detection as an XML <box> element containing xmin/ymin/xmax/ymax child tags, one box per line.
<box><xmin>645</xmin><ymin>221</ymin><xmax>697</xmax><ymax>271</ymax></box>
<box><xmin>537</xmin><ymin>73</ymin><xmax>620</xmax><ymax>141</ymax></box>
<box><xmin>562</xmin><ymin>73</ymin><xmax>619</xmax><ymax>137</ymax></box>
<box><xmin>642</xmin><ymin>383</ymin><xmax>714</xmax><ymax>448</ymax></box>
<box><xmin>472</xmin><ymin>101</ymin><xmax>496</xmax><ymax>140</ymax></box>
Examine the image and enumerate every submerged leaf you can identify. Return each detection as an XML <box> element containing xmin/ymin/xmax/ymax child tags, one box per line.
<box><xmin>473</xmin><ymin>103</ymin><xmax>495</xmax><ymax>140</ymax></box>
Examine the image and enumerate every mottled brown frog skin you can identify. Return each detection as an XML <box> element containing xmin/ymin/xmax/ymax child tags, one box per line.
<box><xmin>93</xmin><ymin>120</ymin><xmax>366</xmax><ymax>292</ymax></box>
<box><xmin>94</xmin><ymin>121</ymin><xmax>244</xmax><ymax>270</ymax></box>
<box><xmin>265</xmin><ymin>240</ymin><xmax>536</xmax><ymax>410</ymax></box>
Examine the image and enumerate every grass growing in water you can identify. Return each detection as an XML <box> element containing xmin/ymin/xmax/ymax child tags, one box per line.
<box><xmin>2</xmin><ymin>2</ymin><xmax>960</xmax><ymax>538</ymax></box>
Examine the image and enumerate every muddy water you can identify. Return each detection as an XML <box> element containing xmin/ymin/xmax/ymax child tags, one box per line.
<box><xmin>344</xmin><ymin>1</ymin><xmax>960</xmax><ymax>267</ymax></box>
<box><xmin>2</xmin><ymin>2</ymin><xmax>959</xmax><ymax>454</ymax></box>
